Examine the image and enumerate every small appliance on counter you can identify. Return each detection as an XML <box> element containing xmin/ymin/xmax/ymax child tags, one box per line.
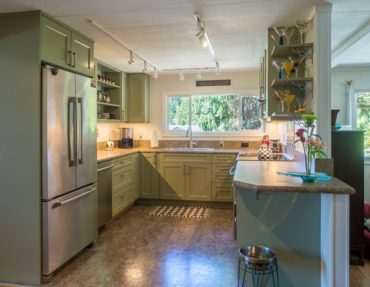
<box><xmin>118</xmin><ymin>128</ymin><xmax>133</xmax><ymax>148</ymax></box>
<box><xmin>105</xmin><ymin>139</ymin><xmax>114</xmax><ymax>151</ymax></box>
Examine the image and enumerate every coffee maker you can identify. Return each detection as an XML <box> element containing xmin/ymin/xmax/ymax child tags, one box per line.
<box><xmin>118</xmin><ymin>128</ymin><xmax>133</xmax><ymax>148</ymax></box>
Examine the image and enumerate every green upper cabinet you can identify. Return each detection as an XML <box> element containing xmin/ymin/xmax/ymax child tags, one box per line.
<box><xmin>126</xmin><ymin>73</ymin><xmax>149</xmax><ymax>123</ymax></box>
<box><xmin>71</xmin><ymin>33</ymin><xmax>94</xmax><ymax>76</ymax></box>
<box><xmin>41</xmin><ymin>15</ymin><xmax>94</xmax><ymax>77</ymax></box>
<box><xmin>41</xmin><ymin>16</ymin><xmax>71</xmax><ymax>68</ymax></box>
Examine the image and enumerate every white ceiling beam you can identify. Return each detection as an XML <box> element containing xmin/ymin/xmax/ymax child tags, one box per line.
<box><xmin>331</xmin><ymin>18</ymin><xmax>370</xmax><ymax>68</ymax></box>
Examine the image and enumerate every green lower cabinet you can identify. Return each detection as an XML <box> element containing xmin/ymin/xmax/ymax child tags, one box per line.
<box><xmin>211</xmin><ymin>162</ymin><xmax>235</xmax><ymax>202</ymax></box>
<box><xmin>159</xmin><ymin>162</ymin><xmax>187</xmax><ymax>200</ymax></box>
<box><xmin>212</xmin><ymin>182</ymin><xmax>233</xmax><ymax>202</ymax></box>
<box><xmin>112</xmin><ymin>153</ymin><xmax>139</xmax><ymax>217</ymax></box>
<box><xmin>186</xmin><ymin>163</ymin><xmax>212</xmax><ymax>201</ymax></box>
<box><xmin>159</xmin><ymin>160</ymin><xmax>212</xmax><ymax>201</ymax></box>
<box><xmin>140</xmin><ymin>153</ymin><xmax>159</xmax><ymax>198</ymax></box>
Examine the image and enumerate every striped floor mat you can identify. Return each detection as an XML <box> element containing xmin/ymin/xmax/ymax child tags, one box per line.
<box><xmin>149</xmin><ymin>205</ymin><xmax>208</xmax><ymax>219</ymax></box>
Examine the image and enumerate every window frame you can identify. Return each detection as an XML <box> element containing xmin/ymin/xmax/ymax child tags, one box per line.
<box><xmin>352</xmin><ymin>89</ymin><xmax>370</xmax><ymax>159</ymax></box>
<box><xmin>163</xmin><ymin>90</ymin><xmax>264</xmax><ymax>137</ymax></box>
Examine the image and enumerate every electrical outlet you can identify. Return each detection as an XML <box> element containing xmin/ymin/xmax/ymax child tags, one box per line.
<box><xmin>241</xmin><ymin>142</ymin><xmax>249</xmax><ymax>148</ymax></box>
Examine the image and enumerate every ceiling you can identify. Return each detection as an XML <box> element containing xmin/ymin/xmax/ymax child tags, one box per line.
<box><xmin>0</xmin><ymin>0</ymin><xmax>368</xmax><ymax>72</ymax></box>
<box><xmin>331</xmin><ymin>0</ymin><xmax>370</xmax><ymax>67</ymax></box>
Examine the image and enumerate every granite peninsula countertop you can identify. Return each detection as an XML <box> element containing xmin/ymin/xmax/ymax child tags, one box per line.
<box><xmin>97</xmin><ymin>147</ymin><xmax>249</xmax><ymax>163</ymax></box>
<box><xmin>233</xmin><ymin>160</ymin><xmax>355</xmax><ymax>195</ymax></box>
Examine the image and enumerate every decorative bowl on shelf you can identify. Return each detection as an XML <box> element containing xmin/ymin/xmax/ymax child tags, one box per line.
<box><xmin>277</xmin><ymin>171</ymin><xmax>331</xmax><ymax>183</ymax></box>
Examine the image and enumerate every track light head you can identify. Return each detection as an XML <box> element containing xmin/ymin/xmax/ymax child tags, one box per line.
<box><xmin>153</xmin><ymin>67</ymin><xmax>158</xmax><ymax>79</ymax></box>
<box><xmin>200</xmin><ymin>37</ymin><xmax>208</xmax><ymax>48</ymax></box>
<box><xmin>128</xmin><ymin>51</ymin><xmax>134</xmax><ymax>65</ymax></box>
<box><xmin>216</xmin><ymin>63</ymin><xmax>221</xmax><ymax>75</ymax></box>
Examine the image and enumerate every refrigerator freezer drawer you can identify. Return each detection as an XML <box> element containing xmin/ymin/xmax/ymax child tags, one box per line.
<box><xmin>42</xmin><ymin>184</ymin><xmax>97</xmax><ymax>276</ymax></box>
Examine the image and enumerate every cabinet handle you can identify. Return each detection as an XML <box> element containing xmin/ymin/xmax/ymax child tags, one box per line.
<box><xmin>186</xmin><ymin>165</ymin><xmax>189</xmax><ymax>175</ymax></box>
<box><xmin>182</xmin><ymin>164</ymin><xmax>186</xmax><ymax>175</ymax></box>
<box><xmin>72</xmin><ymin>52</ymin><xmax>76</xmax><ymax>67</ymax></box>
<box><xmin>67</xmin><ymin>50</ymin><xmax>72</xmax><ymax>66</ymax></box>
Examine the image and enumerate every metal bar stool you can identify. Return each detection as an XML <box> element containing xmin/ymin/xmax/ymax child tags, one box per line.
<box><xmin>238</xmin><ymin>245</ymin><xmax>279</xmax><ymax>287</ymax></box>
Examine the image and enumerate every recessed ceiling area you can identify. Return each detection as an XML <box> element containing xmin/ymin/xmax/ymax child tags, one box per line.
<box><xmin>0</xmin><ymin>0</ymin><xmax>330</xmax><ymax>73</ymax></box>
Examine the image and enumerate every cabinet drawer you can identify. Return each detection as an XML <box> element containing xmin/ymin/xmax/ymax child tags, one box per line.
<box><xmin>112</xmin><ymin>183</ymin><xmax>136</xmax><ymax>216</ymax></box>
<box><xmin>212</xmin><ymin>153</ymin><xmax>237</xmax><ymax>164</ymax></box>
<box><xmin>112</xmin><ymin>166</ymin><xmax>134</xmax><ymax>191</ymax></box>
<box><xmin>159</xmin><ymin>153</ymin><xmax>211</xmax><ymax>163</ymax></box>
<box><xmin>212</xmin><ymin>164</ymin><xmax>233</xmax><ymax>182</ymax></box>
<box><xmin>212</xmin><ymin>182</ymin><xmax>233</xmax><ymax>202</ymax></box>
<box><xmin>112</xmin><ymin>153</ymin><xmax>137</xmax><ymax>170</ymax></box>
<box><xmin>112</xmin><ymin>189</ymin><xmax>126</xmax><ymax>216</ymax></box>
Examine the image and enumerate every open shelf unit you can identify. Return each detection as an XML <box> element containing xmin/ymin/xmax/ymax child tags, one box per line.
<box><xmin>95</xmin><ymin>61</ymin><xmax>122</xmax><ymax>122</ymax></box>
<box><xmin>266</xmin><ymin>26</ymin><xmax>314</xmax><ymax>116</ymax></box>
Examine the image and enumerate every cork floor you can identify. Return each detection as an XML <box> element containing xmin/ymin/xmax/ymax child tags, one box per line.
<box><xmin>44</xmin><ymin>205</ymin><xmax>237</xmax><ymax>287</ymax></box>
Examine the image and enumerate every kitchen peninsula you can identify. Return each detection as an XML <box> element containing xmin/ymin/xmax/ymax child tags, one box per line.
<box><xmin>233</xmin><ymin>160</ymin><xmax>355</xmax><ymax>287</ymax></box>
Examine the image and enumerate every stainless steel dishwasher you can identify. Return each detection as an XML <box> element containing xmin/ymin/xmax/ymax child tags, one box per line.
<box><xmin>97</xmin><ymin>161</ymin><xmax>113</xmax><ymax>228</ymax></box>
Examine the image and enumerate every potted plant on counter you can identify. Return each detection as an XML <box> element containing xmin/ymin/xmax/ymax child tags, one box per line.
<box><xmin>278</xmin><ymin>114</ymin><xmax>330</xmax><ymax>183</ymax></box>
<box><xmin>295</xmin><ymin>114</ymin><xmax>327</xmax><ymax>175</ymax></box>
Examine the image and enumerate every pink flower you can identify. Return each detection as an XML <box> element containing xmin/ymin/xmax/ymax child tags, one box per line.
<box><xmin>296</xmin><ymin>128</ymin><xmax>306</xmax><ymax>142</ymax></box>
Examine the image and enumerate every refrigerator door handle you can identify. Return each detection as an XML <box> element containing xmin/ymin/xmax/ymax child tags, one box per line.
<box><xmin>67</xmin><ymin>97</ymin><xmax>75</xmax><ymax>166</ymax></box>
<box><xmin>52</xmin><ymin>187</ymin><xmax>96</xmax><ymax>208</ymax></box>
<box><xmin>77</xmin><ymin>97</ymin><xmax>83</xmax><ymax>164</ymax></box>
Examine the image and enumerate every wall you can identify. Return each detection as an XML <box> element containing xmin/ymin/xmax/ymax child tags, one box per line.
<box><xmin>99</xmin><ymin>70</ymin><xmax>257</xmax><ymax>141</ymax></box>
<box><xmin>0</xmin><ymin>12</ymin><xmax>41</xmax><ymax>285</ymax></box>
<box><xmin>97</xmin><ymin>70</ymin><xmax>292</xmax><ymax>145</ymax></box>
<box><xmin>331</xmin><ymin>66</ymin><xmax>370</xmax><ymax>201</ymax></box>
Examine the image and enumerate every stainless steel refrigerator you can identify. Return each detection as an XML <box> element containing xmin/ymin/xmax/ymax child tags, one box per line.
<box><xmin>42</xmin><ymin>65</ymin><xmax>97</xmax><ymax>277</ymax></box>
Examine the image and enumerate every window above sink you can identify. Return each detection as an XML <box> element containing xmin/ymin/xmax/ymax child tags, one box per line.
<box><xmin>164</xmin><ymin>91</ymin><xmax>264</xmax><ymax>137</ymax></box>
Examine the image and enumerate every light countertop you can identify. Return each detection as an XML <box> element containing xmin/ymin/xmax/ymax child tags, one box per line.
<box><xmin>97</xmin><ymin>147</ymin><xmax>247</xmax><ymax>163</ymax></box>
<box><xmin>233</xmin><ymin>160</ymin><xmax>355</xmax><ymax>195</ymax></box>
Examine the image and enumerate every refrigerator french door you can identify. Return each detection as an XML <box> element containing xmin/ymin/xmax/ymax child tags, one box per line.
<box><xmin>42</xmin><ymin>65</ymin><xmax>97</xmax><ymax>277</ymax></box>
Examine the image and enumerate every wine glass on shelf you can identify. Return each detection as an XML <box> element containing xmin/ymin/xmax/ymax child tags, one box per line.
<box><xmin>274</xmin><ymin>90</ymin><xmax>285</xmax><ymax>113</ymax></box>
<box><xmin>281</xmin><ymin>60</ymin><xmax>294</xmax><ymax>78</ymax></box>
<box><xmin>288</xmin><ymin>56</ymin><xmax>305</xmax><ymax>79</ymax></box>
<box><xmin>295</xmin><ymin>19</ymin><xmax>309</xmax><ymax>44</ymax></box>
<box><xmin>283</xmin><ymin>91</ymin><xmax>296</xmax><ymax>113</ymax></box>
<box><xmin>281</xmin><ymin>27</ymin><xmax>295</xmax><ymax>45</ymax></box>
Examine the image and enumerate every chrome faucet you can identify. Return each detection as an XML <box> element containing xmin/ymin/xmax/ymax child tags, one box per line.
<box><xmin>186</xmin><ymin>126</ymin><xmax>197</xmax><ymax>148</ymax></box>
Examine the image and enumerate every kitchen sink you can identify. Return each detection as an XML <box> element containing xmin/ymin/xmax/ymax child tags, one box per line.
<box><xmin>162</xmin><ymin>147</ymin><xmax>215</xmax><ymax>152</ymax></box>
